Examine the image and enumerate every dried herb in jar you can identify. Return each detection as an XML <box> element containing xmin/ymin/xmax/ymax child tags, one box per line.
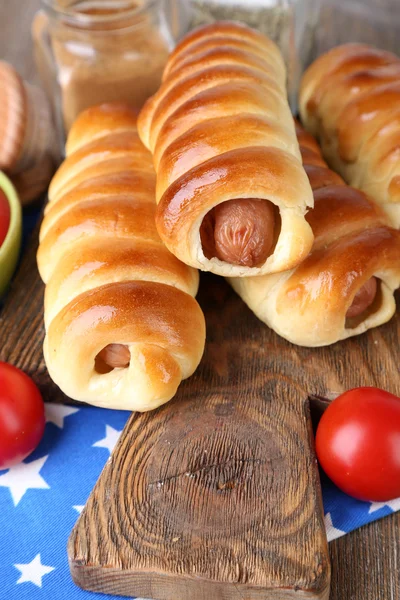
<box><xmin>189</xmin><ymin>0</ymin><xmax>291</xmax><ymax>60</ymax></box>
<box><xmin>187</xmin><ymin>0</ymin><xmax>320</xmax><ymax>110</ymax></box>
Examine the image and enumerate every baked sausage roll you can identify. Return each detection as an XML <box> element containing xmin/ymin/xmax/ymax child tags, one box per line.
<box><xmin>299</xmin><ymin>43</ymin><xmax>400</xmax><ymax>227</ymax></box>
<box><xmin>137</xmin><ymin>21</ymin><xmax>314</xmax><ymax>277</ymax></box>
<box><xmin>37</xmin><ymin>103</ymin><xmax>206</xmax><ymax>411</ymax></box>
<box><xmin>230</xmin><ymin>121</ymin><xmax>400</xmax><ymax>347</ymax></box>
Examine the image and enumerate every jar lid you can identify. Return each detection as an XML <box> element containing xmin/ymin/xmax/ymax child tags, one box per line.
<box><xmin>0</xmin><ymin>61</ymin><xmax>26</xmax><ymax>171</ymax></box>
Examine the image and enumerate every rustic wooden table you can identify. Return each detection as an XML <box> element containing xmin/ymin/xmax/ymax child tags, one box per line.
<box><xmin>2</xmin><ymin>1</ymin><xmax>399</xmax><ymax>599</ymax></box>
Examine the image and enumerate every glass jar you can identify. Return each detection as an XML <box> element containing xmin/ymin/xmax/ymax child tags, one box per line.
<box><xmin>317</xmin><ymin>0</ymin><xmax>400</xmax><ymax>55</ymax></box>
<box><xmin>180</xmin><ymin>0</ymin><xmax>321</xmax><ymax>111</ymax></box>
<box><xmin>32</xmin><ymin>0</ymin><xmax>174</xmax><ymax>144</ymax></box>
<box><xmin>164</xmin><ymin>0</ymin><xmax>191</xmax><ymax>40</ymax></box>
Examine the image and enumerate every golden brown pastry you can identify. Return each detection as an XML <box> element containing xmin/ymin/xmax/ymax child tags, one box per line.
<box><xmin>37</xmin><ymin>103</ymin><xmax>205</xmax><ymax>411</ymax></box>
<box><xmin>299</xmin><ymin>43</ymin><xmax>400</xmax><ymax>227</ymax></box>
<box><xmin>230</xmin><ymin>121</ymin><xmax>400</xmax><ymax>347</ymax></box>
<box><xmin>137</xmin><ymin>21</ymin><xmax>314</xmax><ymax>277</ymax></box>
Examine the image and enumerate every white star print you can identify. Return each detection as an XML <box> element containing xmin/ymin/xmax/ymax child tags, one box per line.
<box><xmin>14</xmin><ymin>554</ymin><xmax>55</xmax><ymax>587</ymax></box>
<box><xmin>93</xmin><ymin>425</ymin><xmax>122</xmax><ymax>454</ymax></box>
<box><xmin>0</xmin><ymin>456</ymin><xmax>50</xmax><ymax>506</ymax></box>
<box><xmin>45</xmin><ymin>404</ymin><xmax>79</xmax><ymax>428</ymax></box>
<box><xmin>325</xmin><ymin>512</ymin><xmax>346</xmax><ymax>541</ymax></box>
<box><xmin>368</xmin><ymin>497</ymin><xmax>400</xmax><ymax>514</ymax></box>
<box><xmin>73</xmin><ymin>505</ymin><xmax>85</xmax><ymax>514</ymax></box>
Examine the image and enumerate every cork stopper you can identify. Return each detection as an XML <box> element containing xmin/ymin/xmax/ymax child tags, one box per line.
<box><xmin>0</xmin><ymin>61</ymin><xmax>27</xmax><ymax>171</ymax></box>
<box><xmin>0</xmin><ymin>61</ymin><xmax>59</xmax><ymax>205</ymax></box>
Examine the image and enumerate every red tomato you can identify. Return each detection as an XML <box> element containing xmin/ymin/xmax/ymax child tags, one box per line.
<box><xmin>316</xmin><ymin>387</ymin><xmax>400</xmax><ymax>502</ymax></box>
<box><xmin>0</xmin><ymin>189</ymin><xmax>10</xmax><ymax>247</ymax></box>
<box><xmin>0</xmin><ymin>363</ymin><xmax>45</xmax><ymax>469</ymax></box>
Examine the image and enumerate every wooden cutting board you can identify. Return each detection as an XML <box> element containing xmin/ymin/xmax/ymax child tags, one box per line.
<box><xmin>1</xmin><ymin>226</ymin><xmax>400</xmax><ymax>599</ymax></box>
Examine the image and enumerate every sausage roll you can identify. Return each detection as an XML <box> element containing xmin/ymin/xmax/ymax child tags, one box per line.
<box><xmin>230</xmin><ymin>121</ymin><xmax>400</xmax><ymax>347</ymax></box>
<box><xmin>137</xmin><ymin>21</ymin><xmax>314</xmax><ymax>277</ymax></box>
<box><xmin>37</xmin><ymin>103</ymin><xmax>206</xmax><ymax>411</ymax></box>
<box><xmin>299</xmin><ymin>43</ymin><xmax>400</xmax><ymax>227</ymax></box>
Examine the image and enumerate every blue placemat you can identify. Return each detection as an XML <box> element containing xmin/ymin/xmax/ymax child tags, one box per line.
<box><xmin>0</xmin><ymin>405</ymin><xmax>399</xmax><ymax>599</ymax></box>
<box><xmin>21</xmin><ymin>203</ymin><xmax>42</xmax><ymax>254</ymax></box>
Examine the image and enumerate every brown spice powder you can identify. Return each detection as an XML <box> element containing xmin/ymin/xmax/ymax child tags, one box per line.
<box><xmin>35</xmin><ymin>1</ymin><xmax>172</xmax><ymax>134</ymax></box>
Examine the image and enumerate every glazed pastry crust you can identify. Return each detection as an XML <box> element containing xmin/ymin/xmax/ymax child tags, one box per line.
<box><xmin>138</xmin><ymin>21</ymin><xmax>314</xmax><ymax>276</ymax></box>
<box><xmin>230</xmin><ymin>122</ymin><xmax>400</xmax><ymax>347</ymax></box>
<box><xmin>299</xmin><ymin>43</ymin><xmax>400</xmax><ymax>226</ymax></box>
<box><xmin>37</xmin><ymin>104</ymin><xmax>205</xmax><ymax>411</ymax></box>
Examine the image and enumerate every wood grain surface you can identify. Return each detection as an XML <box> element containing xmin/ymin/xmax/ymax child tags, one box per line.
<box><xmin>68</xmin><ymin>276</ymin><xmax>331</xmax><ymax>600</ymax></box>
<box><xmin>1</xmin><ymin>1</ymin><xmax>400</xmax><ymax>599</ymax></box>
<box><xmin>66</xmin><ymin>272</ymin><xmax>400</xmax><ymax>599</ymax></box>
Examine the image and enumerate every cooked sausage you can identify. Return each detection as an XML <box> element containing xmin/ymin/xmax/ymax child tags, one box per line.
<box><xmin>346</xmin><ymin>277</ymin><xmax>377</xmax><ymax>319</ymax></box>
<box><xmin>200</xmin><ymin>199</ymin><xmax>276</xmax><ymax>267</ymax></box>
<box><xmin>96</xmin><ymin>344</ymin><xmax>131</xmax><ymax>370</ymax></box>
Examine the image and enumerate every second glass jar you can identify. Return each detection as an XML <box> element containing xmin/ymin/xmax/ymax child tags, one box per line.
<box><xmin>33</xmin><ymin>0</ymin><xmax>174</xmax><ymax>141</ymax></box>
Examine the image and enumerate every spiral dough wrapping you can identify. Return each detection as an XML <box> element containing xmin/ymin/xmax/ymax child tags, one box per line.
<box><xmin>230</xmin><ymin>121</ymin><xmax>400</xmax><ymax>347</ymax></box>
<box><xmin>300</xmin><ymin>43</ymin><xmax>400</xmax><ymax>227</ymax></box>
<box><xmin>138</xmin><ymin>21</ymin><xmax>314</xmax><ymax>277</ymax></box>
<box><xmin>37</xmin><ymin>103</ymin><xmax>206</xmax><ymax>411</ymax></box>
